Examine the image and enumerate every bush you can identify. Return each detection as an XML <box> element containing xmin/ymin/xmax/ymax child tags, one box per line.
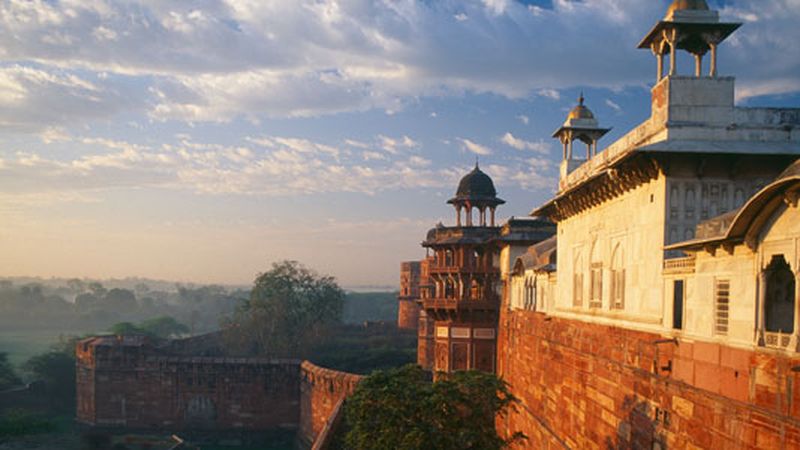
<box><xmin>0</xmin><ymin>352</ymin><xmax>21</xmax><ymax>391</ymax></box>
<box><xmin>342</xmin><ymin>365</ymin><xmax>525</xmax><ymax>450</ymax></box>
<box><xmin>0</xmin><ymin>409</ymin><xmax>55</xmax><ymax>437</ymax></box>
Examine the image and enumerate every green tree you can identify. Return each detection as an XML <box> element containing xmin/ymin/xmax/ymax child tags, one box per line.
<box><xmin>225</xmin><ymin>260</ymin><xmax>344</xmax><ymax>358</ymax></box>
<box><xmin>108</xmin><ymin>316</ymin><xmax>189</xmax><ymax>339</ymax></box>
<box><xmin>109</xmin><ymin>322</ymin><xmax>144</xmax><ymax>336</ymax></box>
<box><xmin>22</xmin><ymin>339</ymin><xmax>79</xmax><ymax>410</ymax></box>
<box><xmin>103</xmin><ymin>288</ymin><xmax>137</xmax><ymax>314</ymax></box>
<box><xmin>0</xmin><ymin>352</ymin><xmax>21</xmax><ymax>391</ymax></box>
<box><xmin>342</xmin><ymin>365</ymin><xmax>524</xmax><ymax>450</ymax></box>
<box><xmin>139</xmin><ymin>316</ymin><xmax>189</xmax><ymax>338</ymax></box>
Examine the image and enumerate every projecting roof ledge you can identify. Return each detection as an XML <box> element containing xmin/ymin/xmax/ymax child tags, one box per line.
<box><xmin>637</xmin><ymin>140</ymin><xmax>800</xmax><ymax>155</ymax></box>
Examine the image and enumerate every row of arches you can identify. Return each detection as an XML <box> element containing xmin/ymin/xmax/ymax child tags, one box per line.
<box><xmin>573</xmin><ymin>242</ymin><xmax>625</xmax><ymax>310</ymax></box>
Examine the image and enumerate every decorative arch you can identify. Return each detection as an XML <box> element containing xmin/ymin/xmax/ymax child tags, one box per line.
<box><xmin>764</xmin><ymin>254</ymin><xmax>795</xmax><ymax>335</ymax></box>
<box><xmin>610</xmin><ymin>244</ymin><xmax>625</xmax><ymax>310</ymax></box>
<box><xmin>589</xmin><ymin>241</ymin><xmax>602</xmax><ymax>308</ymax></box>
<box><xmin>573</xmin><ymin>249</ymin><xmax>584</xmax><ymax>307</ymax></box>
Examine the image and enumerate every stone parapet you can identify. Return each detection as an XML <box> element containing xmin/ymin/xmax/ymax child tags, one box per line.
<box><xmin>298</xmin><ymin>361</ymin><xmax>363</xmax><ymax>447</ymax></box>
<box><xmin>496</xmin><ymin>310</ymin><xmax>800</xmax><ymax>449</ymax></box>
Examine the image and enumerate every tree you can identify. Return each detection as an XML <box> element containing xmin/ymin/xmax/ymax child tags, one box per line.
<box><xmin>103</xmin><ymin>288</ymin><xmax>137</xmax><ymax>314</ymax></box>
<box><xmin>22</xmin><ymin>339</ymin><xmax>79</xmax><ymax>410</ymax></box>
<box><xmin>0</xmin><ymin>353</ymin><xmax>21</xmax><ymax>391</ymax></box>
<box><xmin>342</xmin><ymin>365</ymin><xmax>525</xmax><ymax>450</ymax></box>
<box><xmin>224</xmin><ymin>261</ymin><xmax>344</xmax><ymax>358</ymax></box>
<box><xmin>139</xmin><ymin>316</ymin><xmax>189</xmax><ymax>338</ymax></box>
<box><xmin>109</xmin><ymin>316</ymin><xmax>189</xmax><ymax>339</ymax></box>
<box><xmin>109</xmin><ymin>322</ymin><xmax>143</xmax><ymax>336</ymax></box>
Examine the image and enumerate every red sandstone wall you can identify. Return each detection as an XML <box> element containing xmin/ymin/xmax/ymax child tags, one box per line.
<box><xmin>497</xmin><ymin>310</ymin><xmax>800</xmax><ymax>449</ymax></box>
<box><xmin>298</xmin><ymin>361</ymin><xmax>362</xmax><ymax>446</ymax></box>
<box><xmin>417</xmin><ymin>313</ymin><xmax>435</xmax><ymax>369</ymax></box>
<box><xmin>76</xmin><ymin>341</ymin><xmax>301</xmax><ymax>431</ymax></box>
<box><xmin>397</xmin><ymin>299</ymin><xmax>421</xmax><ymax>330</ymax></box>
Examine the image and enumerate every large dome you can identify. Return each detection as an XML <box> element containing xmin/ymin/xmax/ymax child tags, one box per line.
<box><xmin>455</xmin><ymin>165</ymin><xmax>497</xmax><ymax>199</ymax></box>
<box><xmin>447</xmin><ymin>163</ymin><xmax>505</xmax><ymax>207</ymax></box>
<box><xmin>667</xmin><ymin>0</ymin><xmax>710</xmax><ymax>15</ymax></box>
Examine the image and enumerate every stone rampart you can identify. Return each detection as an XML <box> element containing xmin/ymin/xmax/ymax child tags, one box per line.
<box><xmin>76</xmin><ymin>336</ymin><xmax>363</xmax><ymax>447</ymax></box>
<box><xmin>298</xmin><ymin>361</ymin><xmax>362</xmax><ymax>447</ymax></box>
<box><xmin>496</xmin><ymin>310</ymin><xmax>800</xmax><ymax>449</ymax></box>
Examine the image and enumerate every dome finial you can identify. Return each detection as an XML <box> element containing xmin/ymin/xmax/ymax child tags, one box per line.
<box><xmin>578</xmin><ymin>91</ymin><xmax>584</xmax><ymax>106</ymax></box>
<box><xmin>475</xmin><ymin>156</ymin><xmax>479</xmax><ymax>169</ymax></box>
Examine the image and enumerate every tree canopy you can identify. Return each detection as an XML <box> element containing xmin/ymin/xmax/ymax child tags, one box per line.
<box><xmin>22</xmin><ymin>338</ymin><xmax>80</xmax><ymax>410</ymax></box>
<box><xmin>224</xmin><ymin>260</ymin><xmax>345</xmax><ymax>358</ymax></box>
<box><xmin>108</xmin><ymin>316</ymin><xmax>189</xmax><ymax>339</ymax></box>
<box><xmin>0</xmin><ymin>352</ymin><xmax>21</xmax><ymax>391</ymax></box>
<box><xmin>341</xmin><ymin>365</ymin><xmax>525</xmax><ymax>450</ymax></box>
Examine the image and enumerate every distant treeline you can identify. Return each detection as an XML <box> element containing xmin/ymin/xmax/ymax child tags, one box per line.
<box><xmin>0</xmin><ymin>279</ymin><xmax>247</xmax><ymax>334</ymax></box>
<box><xmin>0</xmin><ymin>277</ymin><xmax>399</xmax><ymax>333</ymax></box>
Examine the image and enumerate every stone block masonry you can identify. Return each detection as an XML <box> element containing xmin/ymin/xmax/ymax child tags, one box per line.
<box><xmin>298</xmin><ymin>361</ymin><xmax>363</xmax><ymax>447</ymax></box>
<box><xmin>76</xmin><ymin>336</ymin><xmax>361</xmax><ymax>447</ymax></box>
<box><xmin>496</xmin><ymin>310</ymin><xmax>800</xmax><ymax>449</ymax></box>
<box><xmin>397</xmin><ymin>299</ymin><xmax>421</xmax><ymax>330</ymax></box>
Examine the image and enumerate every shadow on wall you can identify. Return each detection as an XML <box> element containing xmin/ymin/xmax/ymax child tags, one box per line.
<box><xmin>605</xmin><ymin>396</ymin><xmax>667</xmax><ymax>450</ymax></box>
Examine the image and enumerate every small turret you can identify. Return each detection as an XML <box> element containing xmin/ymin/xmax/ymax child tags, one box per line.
<box><xmin>639</xmin><ymin>0</ymin><xmax>741</xmax><ymax>81</ymax></box>
<box><xmin>447</xmin><ymin>162</ymin><xmax>505</xmax><ymax>227</ymax></box>
<box><xmin>553</xmin><ymin>93</ymin><xmax>610</xmax><ymax>162</ymax></box>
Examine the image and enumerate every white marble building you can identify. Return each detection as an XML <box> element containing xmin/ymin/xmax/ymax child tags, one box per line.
<box><xmin>507</xmin><ymin>0</ymin><xmax>800</xmax><ymax>354</ymax></box>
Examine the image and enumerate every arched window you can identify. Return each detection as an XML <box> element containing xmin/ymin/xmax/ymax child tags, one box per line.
<box><xmin>524</xmin><ymin>276</ymin><xmax>536</xmax><ymax>311</ymax></box>
<box><xmin>589</xmin><ymin>242</ymin><xmax>602</xmax><ymax>309</ymax></box>
<box><xmin>611</xmin><ymin>244</ymin><xmax>625</xmax><ymax>310</ymax></box>
<box><xmin>573</xmin><ymin>250</ymin><xmax>584</xmax><ymax>307</ymax></box>
<box><xmin>765</xmin><ymin>255</ymin><xmax>796</xmax><ymax>334</ymax></box>
<box><xmin>445</xmin><ymin>279</ymin><xmax>455</xmax><ymax>299</ymax></box>
<box><xmin>470</xmin><ymin>279</ymin><xmax>481</xmax><ymax>300</ymax></box>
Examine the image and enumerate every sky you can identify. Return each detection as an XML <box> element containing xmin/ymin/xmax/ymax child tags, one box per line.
<box><xmin>0</xmin><ymin>0</ymin><xmax>798</xmax><ymax>288</ymax></box>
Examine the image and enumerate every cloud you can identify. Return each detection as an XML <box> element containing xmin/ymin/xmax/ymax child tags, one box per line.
<box><xmin>538</xmin><ymin>89</ymin><xmax>561</xmax><ymax>101</ymax></box>
<box><xmin>605</xmin><ymin>99</ymin><xmax>622</xmax><ymax>113</ymax></box>
<box><xmin>500</xmin><ymin>132</ymin><xmax>550</xmax><ymax>154</ymax></box>
<box><xmin>517</xmin><ymin>114</ymin><xmax>529</xmax><ymax>125</ymax></box>
<box><xmin>0</xmin><ymin>0</ymin><xmax>800</xmax><ymax>128</ymax></box>
<box><xmin>0</xmin><ymin>65</ymin><xmax>138</xmax><ymax>131</ymax></box>
<box><xmin>0</xmin><ymin>131</ymin><xmax>559</xmax><ymax>202</ymax></box>
<box><xmin>378</xmin><ymin>135</ymin><xmax>418</xmax><ymax>154</ymax></box>
<box><xmin>0</xmin><ymin>0</ymin><xmax>793</xmax><ymax>127</ymax></box>
<box><xmin>459</xmin><ymin>138</ymin><xmax>493</xmax><ymax>155</ymax></box>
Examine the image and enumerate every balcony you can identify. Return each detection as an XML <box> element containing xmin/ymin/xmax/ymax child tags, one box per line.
<box><xmin>422</xmin><ymin>297</ymin><xmax>499</xmax><ymax>312</ymax></box>
<box><xmin>428</xmin><ymin>264</ymin><xmax>496</xmax><ymax>275</ymax></box>
<box><xmin>663</xmin><ymin>256</ymin><xmax>696</xmax><ymax>274</ymax></box>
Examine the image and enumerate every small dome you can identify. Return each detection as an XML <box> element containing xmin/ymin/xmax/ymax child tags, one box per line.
<box><xmin>455</xmin><ymin>164</ymin><xmax>497</xmax><ymax>199</ymax></box>
<box><xmin>567</xmin><ymin>93</ymin><xmax>595</xmax><ymax>120</ymax></box>
<box><xmin>667</xmin><ymin>0</ymin><xmax>710</xmax><ymax>16</ymax></box>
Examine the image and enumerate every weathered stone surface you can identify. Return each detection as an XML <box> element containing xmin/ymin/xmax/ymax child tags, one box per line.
<box><xmin>496</xmin><ymin>310</ymin><xmax>800</xmax><ymax>449</ymax></box>
<box><xmin>76</xmin><ymin>336</ymin><xmax>361</xmax><ymax>447</ymax></box>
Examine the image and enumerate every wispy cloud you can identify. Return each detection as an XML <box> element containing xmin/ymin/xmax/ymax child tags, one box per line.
<box><xmin>459</xmin><ymin>138</ymin><xmax>493</xmax><ymax>156</ymax></box>
<box><xmin>500</xmin><ymin>133</ymin><xmax>550</xmax><ymax>154</ymax></box>
<box><xmin>605</xmin><ymin>99</ymin><xmax>622</xmax><ymax>113</ymax></box>
<box><xmin>0</xmin><ymin>1</ymin><xmax>793</xmax><ymax>127</ymax></box>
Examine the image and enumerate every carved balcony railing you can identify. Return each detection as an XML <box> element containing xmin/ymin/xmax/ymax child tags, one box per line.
<box><xmin>663</xmin><ymin>256</ymin><xmax>696</xmax><ymax>274</ymax></box>
<box><xmin>764</xmin><ymin>331</ymin><xmax>793</xmax><ymax>350</ymax></box>
<box><xmin>422</xmin><ymin>297</ymin><xmax>499</xmax><ymax>312</ymax></box>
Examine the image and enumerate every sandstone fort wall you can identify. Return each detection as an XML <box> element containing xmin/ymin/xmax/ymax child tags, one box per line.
<box><xmin>76</xmin><ymin>338</ymin><xmax>361</xmax><ymax>447</ymax></box>
<box><xmin>298</xmin><ymin>361</ymin><xmax>363</xmax><ymax>447</ymax></box>
<box><xmin>497</xmin><ymin>310</ymin><xmax>800</xmax><ymax>449</ymax></box>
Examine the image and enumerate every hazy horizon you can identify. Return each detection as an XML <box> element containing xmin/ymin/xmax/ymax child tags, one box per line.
<box><xmin>1</xmin><ymin>0</ymin><xmax>798</xmax><ymax>286</ymax></box>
